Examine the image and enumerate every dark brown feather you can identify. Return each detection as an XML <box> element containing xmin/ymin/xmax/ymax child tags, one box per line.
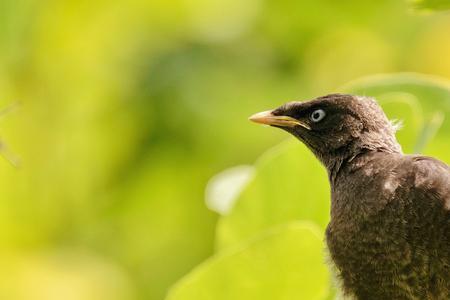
<box><xmin>327</xmin><ymin>152</ymin><xmax>450</xmax><ymax>299</ymax></box>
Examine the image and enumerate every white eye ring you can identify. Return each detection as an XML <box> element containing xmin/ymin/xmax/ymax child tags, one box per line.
<box><xmin>310</xmin><ymin>109</ymin><xmax>326</xmax><ymax>122</ymax></box>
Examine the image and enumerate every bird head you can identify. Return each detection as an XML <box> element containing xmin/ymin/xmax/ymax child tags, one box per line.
<box><xmin>250</xmin><ymin>94</ymin><xmax>402</xmax><ymax>167</ymax></box>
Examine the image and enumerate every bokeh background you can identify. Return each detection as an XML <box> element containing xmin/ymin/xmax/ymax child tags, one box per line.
<box><xmin>0</xmin><ymin>0</ymin><xmax>450</xmax><ymax>299</ymax></box>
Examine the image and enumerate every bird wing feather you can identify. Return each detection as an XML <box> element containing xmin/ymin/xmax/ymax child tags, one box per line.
<box><xmin>410</xmin><ymin>155</ymin><xmax>450</xmax><ymax>211</ymax></box>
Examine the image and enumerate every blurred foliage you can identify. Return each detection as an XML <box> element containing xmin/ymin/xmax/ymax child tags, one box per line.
<box><xmin>0</xmin><ymin>0</ymin><xmax>449</xmax><ymax>299</ymax></box>
<box><xmin>413</xmin><ymin>0</ymin><xmax>450</xmax><ymax>11</ymax></box>
<box><xmin>167</xmin><ymin>222</ymin><xmax>329</xmax><ymax>300</ymax></box>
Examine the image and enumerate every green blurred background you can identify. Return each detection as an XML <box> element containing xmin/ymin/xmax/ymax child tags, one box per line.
<box><xmin>0</xmin><ymin>0</ymin><xmax>450</xmax><ymax>299</ymax></box>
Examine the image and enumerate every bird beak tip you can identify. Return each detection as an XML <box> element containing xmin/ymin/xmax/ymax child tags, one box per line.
<box><xmin>248</xmin><ymin>110</ymin><xmax>274</xmax><ymax>125</ymax></box>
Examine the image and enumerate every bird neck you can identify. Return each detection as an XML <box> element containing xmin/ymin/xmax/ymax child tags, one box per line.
<box><xmin>358</xmin><ymin>130</ymin><xmax>403</xmax><ymax>155</ymax></box>
<box><xmin>325</xmin><ymin>136</ymin><xmax>402</xmax><ymax>184</ymax></box>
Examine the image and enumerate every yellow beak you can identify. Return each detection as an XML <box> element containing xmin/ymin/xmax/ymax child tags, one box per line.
<box><xmin>249</xmin><ymin>110</ymin><xmax>311</xmax><ymax>130</ymax></box>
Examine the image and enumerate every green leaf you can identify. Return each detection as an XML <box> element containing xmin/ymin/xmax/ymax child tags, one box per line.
<box><xmin>414</xmin><ymin>111</ymin><xmax>444</xmax><ymax>154</ymax></box>
<box><xmin>166</xmin><ymin>222</ymin><xmax>330</xmax><ymax>300</ymax></box>
<box><xmin>412</xmin><ymin>0</ymin><xmax>450</xmax><ymax>11</ymax></box>
<box><xmin>216</xmin><ymin>139</ymin><xmax>330</xmax><ymax>250</ymax></box>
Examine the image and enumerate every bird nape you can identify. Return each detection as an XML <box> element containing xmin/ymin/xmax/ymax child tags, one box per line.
<box><xmin>250</xmin><ymin>94</ymin><xmax>450</xmax><ymax>300</ymax></box>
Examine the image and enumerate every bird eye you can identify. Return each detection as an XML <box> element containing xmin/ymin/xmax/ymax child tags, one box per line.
<box><xmin>310</xmin><ymin>109</ymin><xmax>326</xmax><ymax>123</ymax></box>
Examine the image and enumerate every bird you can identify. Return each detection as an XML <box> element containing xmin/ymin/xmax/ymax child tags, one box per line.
<box><xmin>249</xmin><ymin>94</ymin><xmax>450</xmax><ymax>300</ymax></box>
